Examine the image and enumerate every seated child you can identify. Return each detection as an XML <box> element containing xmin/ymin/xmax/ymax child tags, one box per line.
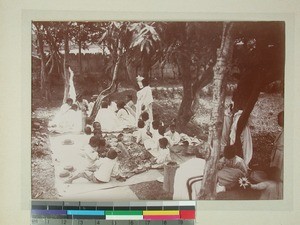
<box><xmin>136</xmin><ymin>119</ymin><xmax>151</xmax><ymax>146</ymax></box>
<box><xmin>84</xmin><ymin>126</ymin><xmax>92</xmax><ymax>135</ymax></box>
<box><xmin>97</xmin><ymin>138</ymin><xmax>108</xmax><ymax>158</ymax></box>
<box><xmin>158</xmin><ymin>125</ymin><xmax>166</xmax><ymax>139</ymax></box>
<box><xmin>92</xmin><ymin>121</ymin><xmax>103</xmax><ymax>138</ymax></box>
<box><xmin>250</xmin><ymin>167</ymin><xmax>283</xmax><ymax>200</ymax></box>
<box><xmin>93</xmin><ymin>121</ymin><xmax>102</xmax><ymax>131</ymax></box>
<box><xmin>151</xmin><ymin>138</ymin><xmax>172</xmax><ymax>168</ymax></box>
<box><xmin>144</xmin><ymin>121</ymin><xmax>163</xmax><ymax>151</ymax></box>
<box><xmin>216</xmin><ymin>145</ymin><xmax>248</xmax><ymax>192</ymax></box>
<box><xmin>66</xmin><ymin>149</ymin><xmax>118</xmax><ymax>183</ymax></box>
<box><xmin>141</xmin><ymin>112</ymin><xmax>151</xmax><ymax>134</ymax></box>
<box><xmin>165</xmin><ymin>124</ymin><xmax>181</xmax><ymax>146</ymax></box>
<box><xmin>80</xmin><ymin>136</ymin><xmax>100</xmax><ymax>167</ymax></box>
<box><xmin>80</xmin><ymin>126</ymin><xmax>92</xmax><ymax>146</ymax></box>
<box><xmin>151</xmin><ymin>121</ymin><xmax>161</xmax><ymax>141</ymax></box>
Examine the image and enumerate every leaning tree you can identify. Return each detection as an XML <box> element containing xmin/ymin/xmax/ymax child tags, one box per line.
<box><xmin>89</xmin><ymin>21</ymin><xmax>133</xmax><ymax>120</ymax></box>
<box><xmin>198</xmin><ymin>22</ymin><xmax>235</xmax><ymax>199</ymax></box>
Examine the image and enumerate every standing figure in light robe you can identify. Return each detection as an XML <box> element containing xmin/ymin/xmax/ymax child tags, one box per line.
<box><xmin>230</xmin><ymin>109</ymin><xmax>253</xmax><ymax>167</ymax></box>
<box><xmin>68</xmin><ymin>67</ymin><xmax>76</xmax><ymax>102</ymax></box>
<box><xmin>136</xmin><ymin>76</ymin><xmax>153</xmax><ymax>125</ymax></box>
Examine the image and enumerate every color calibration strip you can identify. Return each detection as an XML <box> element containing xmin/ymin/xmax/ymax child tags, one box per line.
<box><xmin>31</xmin><ymin>201</ymin><xmax>196</xmax><ymax>221</ymax></box>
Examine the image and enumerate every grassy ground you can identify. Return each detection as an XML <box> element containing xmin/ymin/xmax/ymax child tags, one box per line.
<box><xmin>31</xmin><ymin>85</ymin><xmax>283</xmax><ymax>200</ymax></box>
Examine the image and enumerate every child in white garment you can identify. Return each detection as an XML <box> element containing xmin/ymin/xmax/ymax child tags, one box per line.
<box><xmin>165</xmin><ymin>124</ymin><xmax>181</xmax><ymax>146</ymax></box>
<box><xmin>136</xmin><ymin>119</ymin><xmax>151</xmax><ymax>146</ymax></box>
<box><xmin>151</xmin><ymin>138</ymin><xmax>172</xmax><ymax>168</ymax></box>
<box><xmin>80</xmin><ymin>136</ymin><xmax>99</xmax><ymax>167</ymax></box>
<box><xmin>66</xmin><ymin>149</ymin><xmax>118</xmax><ymax>183</ymax></box>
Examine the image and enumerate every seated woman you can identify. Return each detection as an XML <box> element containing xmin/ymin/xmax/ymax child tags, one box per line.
<box><xmin>216</xmin><ymin>145</ymin><xmax>248</xmax><ymax>192</ymax></box>
<box><xmin>250</xmin><ymin>167</ymin><xmax>283</xmax><ymax>200</ymax></box>
<box><xmin>94</xmin><ymin>101</ymin><xmax>122</xmax><ymax>132</ymax></box>
<box><xmin>53</xmin><ymin>104</ymin><xmax>82</xmax><ymax>133</ymax></box>
<box><xmin>49</xmin><ymin>98</ymin><xmax>73</xmax><ymax>129</ymax></box>
<box><xmin>124</xmin><ymin>95</ymin><xmax>136</xmax><ymax>118</ymax></box>
<box><xmin>116</xmin><ymin>101</ymin><xmax>135</xmax><ymax>129</ymax></box>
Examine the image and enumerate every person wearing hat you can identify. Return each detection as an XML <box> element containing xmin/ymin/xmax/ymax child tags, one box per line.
<box><xmin>136</xmin><ymin>75</ymin><xmax>154</xmax><ymax>125</ymax></box>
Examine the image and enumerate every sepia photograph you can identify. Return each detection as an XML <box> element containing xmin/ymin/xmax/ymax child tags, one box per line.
<box><xmin>31</xmin><ymin>21</ymin><xmax>284</xmax><ymax>201</ymax></box>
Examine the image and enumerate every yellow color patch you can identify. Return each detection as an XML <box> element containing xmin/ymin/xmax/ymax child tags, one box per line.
<box><xmin>143</xmin><ymin>210</ymin><xmax>179</xmax><ymax>215</ymax></box>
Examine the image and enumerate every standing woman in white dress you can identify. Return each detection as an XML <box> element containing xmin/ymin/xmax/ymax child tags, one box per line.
<box><xmin>136</xmin><ymin>76</ymin><xmax>154</xmax><ymax>125</ymax></box>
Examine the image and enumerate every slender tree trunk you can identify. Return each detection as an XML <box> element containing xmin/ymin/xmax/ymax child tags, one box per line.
<box><xmin>141</xmin><ymin>53</ymin><xmax>151</xmax><ymax>80</ymax></box>
<box><xmin>37</xmin><ymin>31</ymin><xmax>51</xmax><ymax>102</ymax></box>
<box><xmin>234</xmin><ymin>75</ymin><xmax>264</xmax><ymax>152</ymax></box>
<box><xmin>160</xmin><ymin>60</ymin><xmax>165</xmax><ymax>80</ymax></box>
<box><xmin>62</xmin><ymin>30</ymin><xmax>70</xmax><ymax>104</ymax></box>
<box><xmin>199</xmin><ymin>22</ymin><xmax>234</xmax><ymax>200</ymax></box>
<box><xmin>90</xmin><ymin>57</ymin><xmax>121</xmax><ymax>120</ymax></box>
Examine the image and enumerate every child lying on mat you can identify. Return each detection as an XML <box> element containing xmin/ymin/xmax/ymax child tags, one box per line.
<box><xmin>66</xmin><ymin>149</ymin><xmax>118</xmax><ymax>184</ymax></box>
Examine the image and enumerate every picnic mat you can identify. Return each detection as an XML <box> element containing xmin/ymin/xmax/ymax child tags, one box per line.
<box><xmin>49</xmin><ymin>134</ymin><xmax>161</xmax><ymax>200</ymax></box>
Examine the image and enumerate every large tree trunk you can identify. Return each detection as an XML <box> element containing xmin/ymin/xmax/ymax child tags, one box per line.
<box><xmin>36</xmin><ymin>29</ymin><xmax>51</xmax><ymax>102</ymax></box>
<box><xmin>62</xmin><ymin>30</ymin><xmax>70</xmax><ymax>104</ymax></box>
<box><xmin>233</xmin><ymin>75</ymin><xmax>264</xmax><ymax>153</ymax></box>
<box><xmin>176</xmin><ymin>55</ymin><xmax>193</xmax><ymax>131</ymax></box>
<box><xmin>90</xmin><ymin>57</ymin><xmax>121</xmax><ymax>120</ymax></box>
<box><xmin>199</xmin><ymin>22</ymin><xmax>234</xmax><ymax>200</ymax></box>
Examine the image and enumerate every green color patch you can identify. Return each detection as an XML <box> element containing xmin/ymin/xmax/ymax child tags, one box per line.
<box><xmin>105</xmin><ymin>210</ymin><xmax>143</xmax><ymax>215</ymax></box>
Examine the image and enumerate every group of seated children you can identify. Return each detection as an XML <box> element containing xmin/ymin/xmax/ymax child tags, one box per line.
<box><xmin>66</xmin><ymin>123</ymin><xmax>119</xmax><ymax>184</ymax></box>
<box><xmin>135</xmin><ymin>112</ymin><xmax>182</xmax><ymax>168</ymax></box>
<box><xmin>94</xmin><ymin>96</ymin><xmax>136</xmax><ymax>132</ymax></box>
